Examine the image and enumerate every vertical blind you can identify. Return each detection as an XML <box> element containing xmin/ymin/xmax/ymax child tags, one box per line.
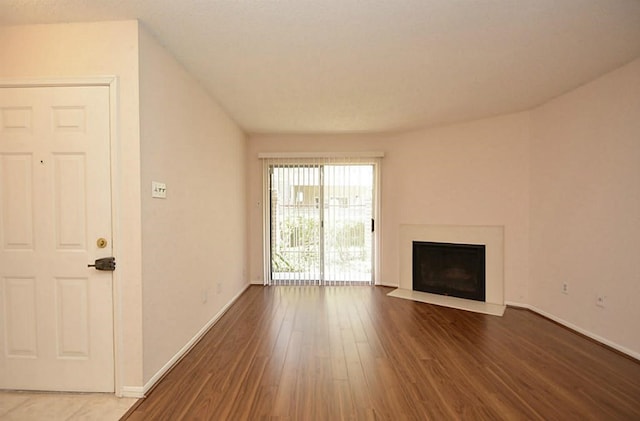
<box><xmin>261</xmin><ymin>154</ymin><xmax>382</xmax><ymax>286</ymax></box>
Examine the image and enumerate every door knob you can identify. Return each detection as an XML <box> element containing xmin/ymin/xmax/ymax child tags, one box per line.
<box><xmin>88</xmin><ymin>257</ymin><xmax>116</xmax><ymax>271</ymax></box>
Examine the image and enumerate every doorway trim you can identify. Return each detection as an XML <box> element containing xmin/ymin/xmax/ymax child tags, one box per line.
<box><xmin>0</xmin><ymin>77</ymin><xmax>123</xmax><ymax>395</ymax></box>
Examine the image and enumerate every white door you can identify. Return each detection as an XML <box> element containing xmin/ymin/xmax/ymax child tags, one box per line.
<box><xmin>0</xmin><ymin>86</ymin><xmax>114</xmax><ymax>392</ymax></box>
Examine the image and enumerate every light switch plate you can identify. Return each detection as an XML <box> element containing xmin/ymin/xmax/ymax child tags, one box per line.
<box><xmin>152</xmin><ymin>181</ymin><xmax>167</xmax><ymax>198</ymax></box>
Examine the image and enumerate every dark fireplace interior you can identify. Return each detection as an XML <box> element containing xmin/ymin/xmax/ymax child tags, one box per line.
<box><xmin>412</xmin><ymin>241</ymin><xmax>486</xmax><ymax>302</ymax></box>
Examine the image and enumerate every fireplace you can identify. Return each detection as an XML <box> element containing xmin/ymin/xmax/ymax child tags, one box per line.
<box><xmin>412</xmin><ymin>241</ymin><xmax>486</xmax><ymax>302</ymax></box>
<box><xmin>397</xmin><ymin>225</ymin><xmax>504</xmax><ymax>314</ymax></box>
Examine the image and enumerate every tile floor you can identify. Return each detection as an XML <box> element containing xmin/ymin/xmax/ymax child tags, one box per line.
<box><xmin>0</xmin><ymin>391</ymin><xmax>137</xmax><ymax>421</ymax></box>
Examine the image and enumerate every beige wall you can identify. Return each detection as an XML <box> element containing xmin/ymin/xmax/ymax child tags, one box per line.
<box><xmin>0</xmin><ymin>20</ymin><xmax>250</xmax><ymax>393</ymax></box>
<box><xmin>138</xmin><ymin>27</ymin><xmax>248</xmax><ymax>383</ymax></box>
<box><xmin>0</xmin><ymin>21</ymin><xmax>144</xmax><ymax>392</ymax></box>
<box><xmin>249</xmin><ymin>57</ymin><xmax>640</xmax><ymax>357</ymax></box>
<box><xmin>530</xmin><ymin>58</ymin><xmax>640</xmax><ymax>355</ymax></box>
<box><xmin>248</xmin><ymin>112</ymin><xmax>531</xmax><ymax>303</ymax></box>
<box><xmin>3</xmin><ymin>20</ymin><xmax>638</xmax><ymax>387</ymax></box>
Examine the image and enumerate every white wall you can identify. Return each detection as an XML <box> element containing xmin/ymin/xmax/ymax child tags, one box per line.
<box><xmin>529</xmin><ymin>58</ymin><xmax>640</xmax><ymax>356</ymax></box>
<box><xmin>0</xmin><ymin>21</ymin><xmax>144</xmax><ymax>392</ymax></box>
<box><xmin>248</xmin><ymin>112</ymin><xmax>531</xmax><ymax>303</ymax></box>
<box><xmin>138</xmin><ymin>26</ymin><xmax>248</xmax><ymax>383</ymax></box>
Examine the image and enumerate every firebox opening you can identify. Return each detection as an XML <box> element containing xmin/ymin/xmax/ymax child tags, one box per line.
<box><xmin>412</xmin><ymin>241</ymin><xmax>486</xmax><ymax>302</ymax></box>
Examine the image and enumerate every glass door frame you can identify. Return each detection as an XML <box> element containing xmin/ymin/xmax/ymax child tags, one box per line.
<box><xmin>262</xmin><ymin>157</ymin><xmax>381</xmax><ymax>286</ymax></box>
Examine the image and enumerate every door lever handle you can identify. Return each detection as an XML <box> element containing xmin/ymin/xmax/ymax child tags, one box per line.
<box><xmin>88</xmin><ymin>257</ymin><xmax>116</xmax><ymax>271</ymax></box>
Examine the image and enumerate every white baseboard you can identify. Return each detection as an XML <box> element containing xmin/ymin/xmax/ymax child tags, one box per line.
<box><xmin>505</xmin><ymin>301</ymin><xmax>640</xmax><ymax>361</ymax></box>
<box><xmin>504</xmin><ymin>300</ymin><xmax>529</xmax><ymax>309</ymax></box>
<box><xmin>377</xmin><ymin>282</ymin><xmax>399</xmax><ymax>288</ymax></box>
<box><xmin>140</xmin><ymin>283</ymin><xmax>251</xmax><ymax>396</ymax></box>
<box><xmin>120</xmin><ymin>386</ymin><xmax>145</xmax><ymax>399</ymax></box>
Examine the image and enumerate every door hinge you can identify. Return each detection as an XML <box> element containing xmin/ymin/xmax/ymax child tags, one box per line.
<box><xmin>371</xmin><ymin>218</ymin><xmax>375</xmax><ymax>232</ymax></box>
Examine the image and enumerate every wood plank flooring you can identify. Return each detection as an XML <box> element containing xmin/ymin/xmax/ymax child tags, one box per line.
<box><xmin>123</xmin><ymin>286</ymin><xmax>640</xmax><ymax>420</ymax></box>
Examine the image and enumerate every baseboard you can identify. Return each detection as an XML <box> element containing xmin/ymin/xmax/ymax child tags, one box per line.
<box><xmin>376</xmin><ymin>282</ymin><xmax>399</xmax><ymax>288</ymax></box>
<box><xmin>141</xmin><ymin>283</ymin><xmax>251</xmax><ymax>396</ymax></box>
<box><xmin>504</xmin><ymin>300</ymin><xmax>529</xmax><ymax>309</ymax></box>
<box><xmin>120</xmin><ymin>386</ymin><xmax>145</xmax><ymax>399</ymax></box>
<box><xmin>505</xmin><ymin>301</ymin><xmax>640</xmax><ymax>361</ymax></box>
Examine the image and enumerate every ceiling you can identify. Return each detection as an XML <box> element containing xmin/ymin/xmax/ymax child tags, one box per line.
<box><xmin>2</xmin><ymin>0</ymin><xmax>640</xmax><ymax>134</ymax></box>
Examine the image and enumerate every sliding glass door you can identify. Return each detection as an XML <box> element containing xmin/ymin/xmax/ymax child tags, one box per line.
<box><xmin>269</xmin><ymin>164</ymin><xmax>322</xmax><ymax>283</ymax></box>
<box><xmin>267</xmin><ymin>160</ymin><xmax>375</xmax><ymax>285</ymax></box>
<box><xmin>322</xmin><ymin>164</ymin><xmax>373</xmax><ymax>283</ymax></box>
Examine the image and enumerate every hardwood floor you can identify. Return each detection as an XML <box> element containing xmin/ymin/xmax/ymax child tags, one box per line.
<box><xmin>123</xmin><ymin>286</ymin><xmax>640</xmax><ymax>420</ymax></box>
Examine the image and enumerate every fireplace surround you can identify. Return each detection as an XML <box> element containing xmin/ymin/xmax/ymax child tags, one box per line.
<box><xmin>394</xmin><ymin>224</ymin><xmax>505</xmax><ymax>316</ymax></box>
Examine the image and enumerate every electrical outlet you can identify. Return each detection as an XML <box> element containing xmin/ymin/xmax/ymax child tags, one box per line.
<box><xmin>596</xmin><ymin>295</ymin><xmax>606</xmax><ymax>308</ymax></box>
<box><xmin>201</xmin><ymin>289</ymin><xmax>208</xmax><ymax>304</ymax></box>
<box><xmin>562</xmin><ymin>282</ymin><xmax>569</xmax><ymax>294</ymax></box>
<box><xmin>217</xmin><ymin>282</ymin><xmax>222</xmax><ymax>294</ymax></box>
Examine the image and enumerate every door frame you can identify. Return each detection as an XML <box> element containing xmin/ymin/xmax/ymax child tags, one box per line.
<box><xmin>0</xmin><ymin>77</ymin><xmax>123</xmax><ymax>394</ymax></box>
<box><xmin>260</xmin><ymin>153</ymin><xmax>383</xmax><ymax>286</ymax></box>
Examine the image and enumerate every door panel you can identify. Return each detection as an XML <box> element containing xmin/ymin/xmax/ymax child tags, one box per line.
<box><xmin>269</xmin><ymin>165</ymin><xmax>322</xmax><ymax>283</ymax></box>
<box><xmin>55</xmin><ymin>277</ymin><xmax>90</xmax><ymax>358</ymax></box>
<box><xmin>3</xmin><ymin>277</ymin><xmax>37</xmax><ymax>358</ymax></box>
<box><xmin>0</xmin><ymin>86</ymin><xmax>114</xmax><ymax>392</ymax></box>
<box><xmin>323</xmin><ymin>164</ymin><xmax>373</xmax><ymax>283</ymax></box>
<box><xmin>54</xmin><ymin>154</ymin><xmax>87</xmax><ymax>249</ymax></box>
<box><xmin>1</xmin><ymin>154</ymin><xmax>34</xmax><ymax>249</ymax></box>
